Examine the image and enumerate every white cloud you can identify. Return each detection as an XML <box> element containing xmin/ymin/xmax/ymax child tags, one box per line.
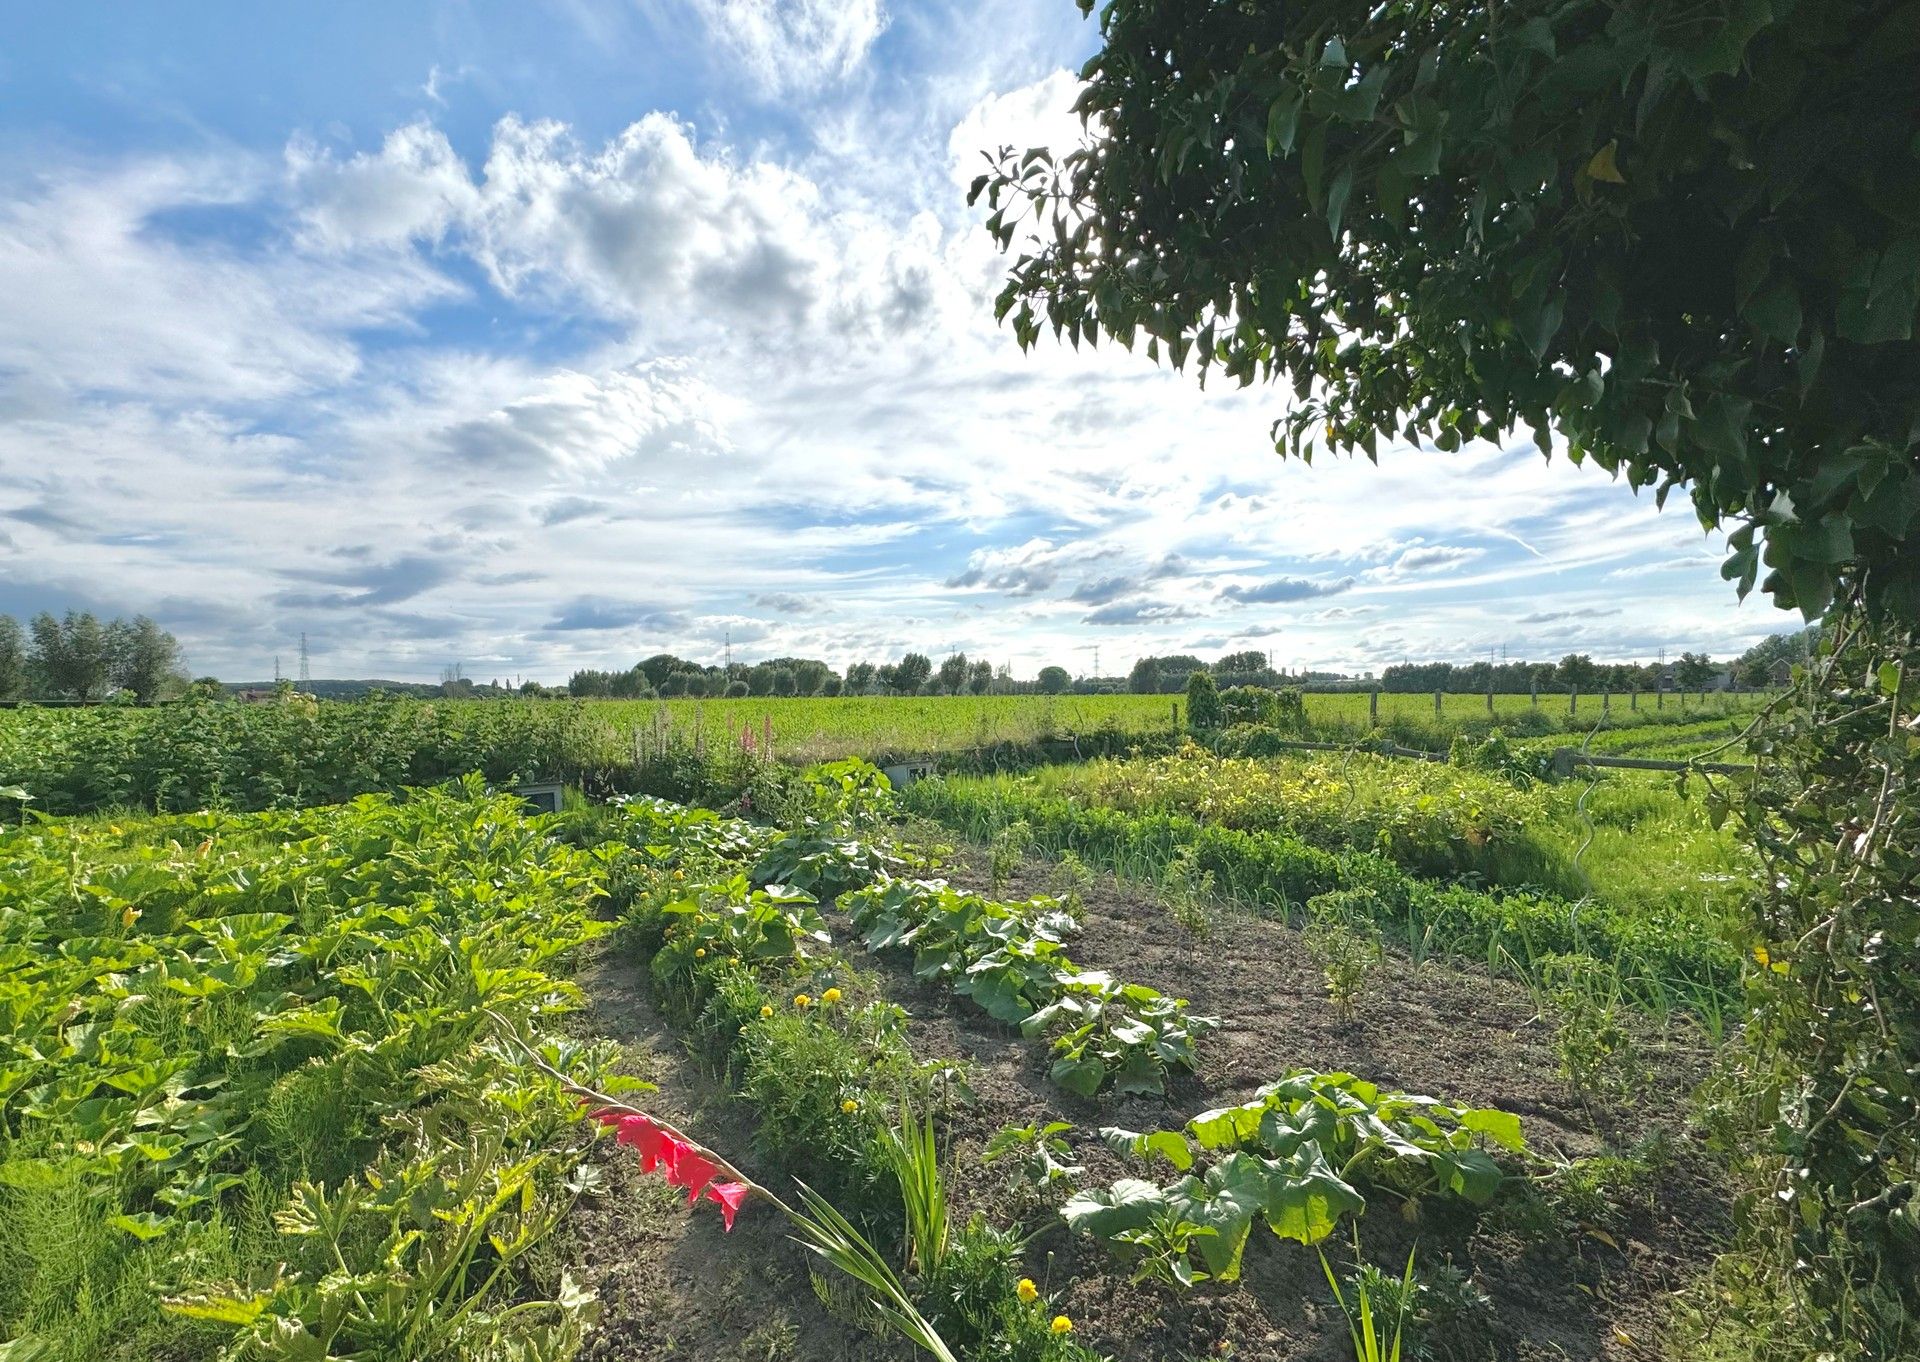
<box><xmin>0</xmin><ymin>158</ymin><xmax>454</xmax><ymax>403</ymax></box>
<box><xmin>691</xmin><ymin>0</ymin><xmax>888</xmax><ymax>97</ymax></box>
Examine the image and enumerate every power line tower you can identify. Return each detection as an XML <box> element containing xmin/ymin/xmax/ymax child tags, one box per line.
<box><xmin>724</xmin><ymin>628</ymin><xmax>732</xmax><ymax>676</ymax></box>
<box><xmin>298</xmin><ymin>633</ymin><xmax>311</xmax><ymax>686</ymax></box>
<box><xmin>273</xmin><ymin>655</ymin><xmax>281</xmax><ymax>683</ymax></box>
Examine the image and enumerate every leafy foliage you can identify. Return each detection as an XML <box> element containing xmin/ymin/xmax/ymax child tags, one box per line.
<box><xmin>0</xmin><ymin>781</ymin><xmax>610</xmax><ymax>1360</ymax></box>
<box><xmin>1073</xmin><ymin>1071</ymin><xmax>1524</xmax><ymax>1286</ymax></box>
<box><xmin>1711</xmin><ymin>616</ymin><xmax>1919</xmax><ymax>1359</ymax></box>
<box><xmin>843</xmin><ymin>877</ymin><xmax>1213</xmax><ymax>1096</ymax></box>
<box><xmin>977</xmin><ymin>0</ymin><xmax>1920</xmax><ymax>621</ymax></box>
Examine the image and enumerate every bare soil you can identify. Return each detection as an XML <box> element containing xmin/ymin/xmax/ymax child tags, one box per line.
<box><xmin>562</xmin><ymin>831</ymin><xmax>1730</xmax><ymax>1362</ymax></box>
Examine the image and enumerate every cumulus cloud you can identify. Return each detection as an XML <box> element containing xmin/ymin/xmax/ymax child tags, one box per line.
<box><xmin>440</xmin><ymin>360</ymin><xmax>731</xmax><ymax>474</ymax></box>
<box><xmin>1219</xmin><ymin>575</ymin><xmax>1356</xmax><ymax>605</ymax></box>
<box><xmin>1082</xmin><ymin>599</ymin><xmax>1201</xmax><ymax>626</ymax></box>
<box><xmin>1368</xmin><ymin>542</ymin><xmax>1485</xmax><ymax>581</ymax></box>
<box><xmin>753</xmin><ymin>593</ymin><xmax>822</xmax><ymax>614</ymax></box>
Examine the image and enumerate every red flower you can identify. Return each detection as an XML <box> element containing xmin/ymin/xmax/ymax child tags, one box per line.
<box><xmin>615</xmin><ymin>1114</ymin><xmax>675</xmax><ymax>1174</ymax></box>
<box><xmin>667</xmin><ymin>1145</ymin><xmax>720</xmax><ymax>1202</ymax></box>
<box><xmin>704</xmin><ymin>1180</ymin><xmax>750</xmax><ymax>1230</ymax></box>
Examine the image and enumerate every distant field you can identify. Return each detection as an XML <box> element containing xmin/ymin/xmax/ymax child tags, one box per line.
<box><xmin>592</xmin><ymin>688</ymin><xmax>1767</xmax><ymax>760</ymax></box>
<box><xmin>0</xmin><ymin>689</ymin><xmax>1769</xmax><ymax>815</ymax></box>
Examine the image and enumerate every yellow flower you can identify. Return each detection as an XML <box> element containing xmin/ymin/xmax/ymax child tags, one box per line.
<box><xmin>821</xmin><ymin>987</ymin><xmax>842</xmax><ymax>1005</ymax></box>
<box><xmin>671</xmin><ymin>869</ymin><xmax>685</xmax><ymax>880</ymax></box>
<box><xmin>1752</xmin><ymin>944</ymin><xmax>1771</xmax><ymax>967</ymax></box>
<box><xmin>759</xmin><ymin>1005</ymin><xmax>774</xmax><ymax>1018</ymax></box>
<box><xmin>1016</xmin><ymin>1278</ymin><xmax>1038</xmax><ymax>1303</ymax></box>
<box><xmin>1050</xmin><ymin>1316</ymin><xmax>1073</xmax><ymax>1335</ymax></box>
<box><xmin>695</xmin><ymin>947</ymin><xmax>707</xmax><ymax>958</ymax></box>
<box><xmin>841</xmin><ymin>1098</ymin><xmax>859</xmax><ymax>1114</ymax></box>
<box><xmin>794</xmin><ymin>993</ymin><xmax>812</xmax><ymax>1008</ymax></box>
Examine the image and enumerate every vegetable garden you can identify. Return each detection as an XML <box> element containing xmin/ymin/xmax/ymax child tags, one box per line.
<box><xmin>2</xmin><ymin>725</ymin><xmax>1766</xmax><ymax>1361</ymax></box>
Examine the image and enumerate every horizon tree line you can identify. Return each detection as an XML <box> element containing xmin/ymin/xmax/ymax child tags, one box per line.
<box><xmin>0</xmin><ymin>611</ymin><xmax>184</xmax><ymax>704</ymax></box>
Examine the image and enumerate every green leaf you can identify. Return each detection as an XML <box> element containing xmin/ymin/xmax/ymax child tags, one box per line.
<box><xmin>1050</xmin><ymin>1054</ymin><xmax>1106</xmax><ymax>1097</ymax></box>
<box><xmin>162</xmin><ymin>1293</ymin><xmax>269</xmax><ymax>1325</ymax></box>
<box><xmin>1326</xmin><ymin>165</ymin><xmax>1354</xmax><ymax>239</ymax></box>
<box><xmin>1257</xmin><ymin>1145</ymin><xmax>1366</xmax><ymax>1245</ymax></box>
<box><xmin>1062</xmin><ymin>1178</ymin><xmax>1169</xmax><ymax>1239</ymax></box>
<box><xmin>1742</xmin><ymin>274</ymin><xmax>1801</xmax><ymax>343</ymax></box>
<box><xmin>1169</xmin><ymin>1153</ymin><xmax>1269</xmax><ymax>1282</ymax></box>
<box><xmin>1456</xmin><ymin>1108</ymin><xmax>1526</xmax><ymax>1153</ymax></box>
<box><xmin>109</xmin><ymin>1211</ymin><xmax>171</xmax><ymax>1241</ymax></box>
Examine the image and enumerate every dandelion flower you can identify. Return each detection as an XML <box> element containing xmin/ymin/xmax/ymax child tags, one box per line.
<box><xmin>841</xmin><ymin>1098</ymin><xmax>859</xmax><ymax>1114</ymax></box>
<box><xmin>695</xmin><ymin>947</ymin><xmax>707</xmax><ymax>958</ymax></box>
<box><xmin>822</xmin><ymin>987</ymin><xmax>842</xmax><ymax>1004</ymax></box>
<box><xmin>759</xmin><ymin>1005</ymin><xmax>774</xmax><ymax>1018</ymax></box>
<box><xmin>1017</xmin><ymin>1278</ymin><xmax>1038</xmax><ymax>1303</ymax></box>
<box><xmin>1051</xmin><ymin>1315</ymin><xmax>1073</xmax><ymax>1335</ymax></box>
<box><xmin>794</xmin><ymin>993</ymin><xmax>812</xmax><ymax>1008</ymax></box>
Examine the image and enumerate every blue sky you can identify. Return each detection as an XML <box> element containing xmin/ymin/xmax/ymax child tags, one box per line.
<box><xmin>0</xmin><ymin>2</ymin><xmax>1790</xmax><ymax>682</ymax></box>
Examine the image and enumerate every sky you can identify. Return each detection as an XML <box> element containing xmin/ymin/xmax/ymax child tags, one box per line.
<box><xmin>0</xmin><ymin>2</ymin><xmax>1796</xmax><ymax>684</ymax></box>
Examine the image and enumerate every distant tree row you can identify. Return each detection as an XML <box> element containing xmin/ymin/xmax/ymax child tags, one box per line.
<box><xmin>564</xmin><ymin>650</ymin><xmax>1089</xmax><ymax>700</ymax></box>
<box><xmin>0</xmin><ymin>611</ymin><xmax>184</xmax><ymax>704</ymax></box>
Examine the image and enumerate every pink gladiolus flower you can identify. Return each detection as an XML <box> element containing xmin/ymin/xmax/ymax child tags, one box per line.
<box><xmin>667</xmin><ymin>1144</ymin><xmax>720</xmax><ymax>1202</ymax></box>
<box><xmin>616</xmin><ymin>1114</ymin><xmax>676</xmax><ymax>1174</ymax></box>
<box><xmin>704</xmin><ymin>1180</ymin><xmax>750</xmax><ymax>1230</ymax></box>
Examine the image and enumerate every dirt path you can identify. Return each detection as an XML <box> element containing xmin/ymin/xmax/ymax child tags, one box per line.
<box><xmin>559</xmin><ymin>943</ymin><xmax>897</xmax><ymax>1362</ymax></box>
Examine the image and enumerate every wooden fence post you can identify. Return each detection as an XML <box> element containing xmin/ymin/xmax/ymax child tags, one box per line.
<box><xmin>1630</xmin><ymin>689</ymin><xmax>1638</xmax><ymax>711</ymax></box>
<box><xmin>1369</xmin><ymin>688</ymin><xmax>1379</xmax><ymax>726</ymax></box>
<box><xmin>1434</xmin><ymin>688</ymin><xmax>1443</xmax><ymax>718</ymax></box>
<box><xmin>1602</xmin><ymin>688</ymin><xmax>1611</xmax><ymax>715</ymax></box>
<box><xmin>1485</xmin><ymin>688</ymin><xmax>1494</xmax><ymax>715</ymax></box>
<box><xmin>1569</xmin><ymin>686</ymin><xmax>1578</xmax><ymax>716</ymax></box>
<box><xmin>1530</xmin><ymin>678</ymin><xmax>1539</xmax><ymax>707</ymax></box>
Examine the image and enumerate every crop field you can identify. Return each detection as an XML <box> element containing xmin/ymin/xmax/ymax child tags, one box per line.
<box><xmin>0</xmin><ymin>690</ymin><xmax>1766</xmax><ymax>818</ymax></box>
<box><xmin>3</xmin><ymin>736</ymin><xmax>1762</xmax><ymax>1362</ymax></box>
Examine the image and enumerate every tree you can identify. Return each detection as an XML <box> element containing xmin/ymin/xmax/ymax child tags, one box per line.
<box><xmin>637</xmin><ymin>654</ymin><xmax>692</xmax><ymax>690</ymax></box>
<box><xmin>0</xmin><ymin>616</ymin><xmax>23</xmax><ymax>701</ymax></box>
<box><xmin>937</xmin><ymin>652</ymin><xmax>970</xmax><ymax>694</ymax></box>
<box><xmin>770</xmin><ymin>667</ymin><xmax>798</xmax><ymax>697</ymax></box>
<box><xmin>108</xmin><ymin>615</ymin><xmax>181</xmax><ymax>703</ymax></box>
<box><xmin>1674</xmin><ymin>651</ymin><xmax>1720</xmax><ymax>692</ymax></box>
<box><xmin>892</xmin><ymin>652</ymin><xmax>933</xmax><ymax>695</ymax></box>
<box><xmin>979</xmin><ymin>2</ymin><xmax>1920</xmax><ymax>623</ymax></box>
<box><xmin>746</xmin><ymin>664</ymin><xmax>776</xmax><ymax>697</ymax></box>
<box><xmin>1185</xmin><ymin>669</ymin><xmax>1223</xmax><ymax>731</ymax></box>
<box><xmin>30</xmin><ymin>611</ymin><xmax>111</xmax><ymax>702</ymax></box>
<box><xmin>977</xmin><ymin>7</ymin><xmax>1920</xmax><ymax>1352</ymax></box>
<box><xmin>1035</xmin><ymin>665</ymin><xmax>1071</xmax><ymax>695</ymax></box>
<box><xmin>1556</xmin><ymin>653</ymin><xmax>1599</xmax><ymax>693</ymax></box>
<box><xmin>1127</xmin><ymin>656</ymin><xmax>1160</xmax><ymax>694</ymax></box>
<box><xmin>967</xmin><ymin>659</ymin><xmax>994</xmax><ymax>694</ymax></box>
<box><xmin>724</xmin><ymin>679</ymin><xmax>749</xmax><ymax>698</ymax></box>
<box><xmin>846</xmin><ymin>662</ymin><xmax>877</xmax><ymax>695</ymax></box>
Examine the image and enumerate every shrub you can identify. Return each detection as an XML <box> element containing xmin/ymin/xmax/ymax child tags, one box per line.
<box><xmin>1185</xmin><ymin>670</ymin><xmax>1224</xmax><ymax>732</ymax></box>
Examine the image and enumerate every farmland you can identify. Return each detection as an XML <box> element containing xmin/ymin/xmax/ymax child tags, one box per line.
<box><xmin>0</xmin><ymin>689</ymin><xmax>1765</xmax><ymax>817</ymax></box>
<box><xmin>3</xmin><ymin>704</ymin><xmax>1770</xmax><ymax>1362</ymax></box>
